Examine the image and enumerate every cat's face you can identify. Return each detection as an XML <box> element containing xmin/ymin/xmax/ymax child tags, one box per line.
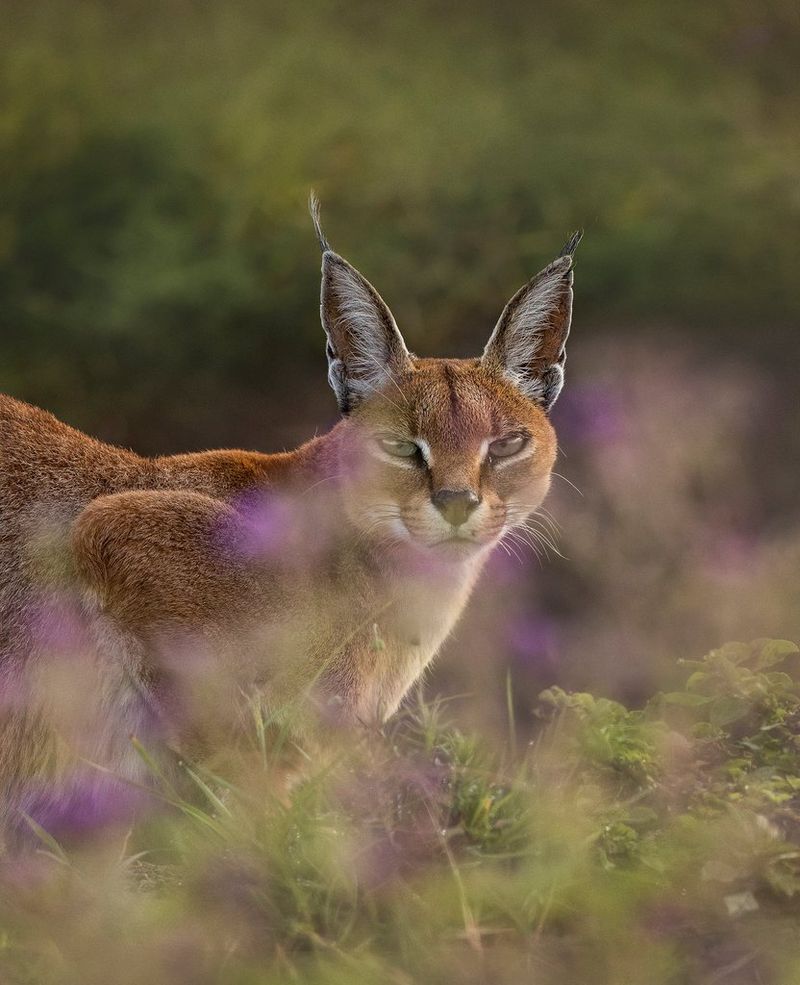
<box><xmin>313</xmin><ymin>203</ymin><xmax>580</xmax><ymax>563</ymax></box>
<box><xmin>340</xmin><ymin>359</ymin><xmax>557</xmax><ymax>560</ymax></box>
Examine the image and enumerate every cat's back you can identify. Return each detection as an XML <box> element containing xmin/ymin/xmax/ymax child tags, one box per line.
<box><xmin>0</xmin><ymin>394</ymin><xmax>150</xmax><ymax>510</ymax></box>
<box><xmin>0</xmin><ymin>396</ymin><xmax>149</xmax><ymax>664</ymax></box>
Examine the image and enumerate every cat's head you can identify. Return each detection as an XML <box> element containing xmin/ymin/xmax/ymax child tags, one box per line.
<box><xmin>312</xmin><ymin>196</ymin><xmax>580</xmax><ymax>562</ymax></box>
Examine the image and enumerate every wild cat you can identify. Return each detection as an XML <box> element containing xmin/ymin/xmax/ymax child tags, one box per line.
<box><xmin>0</xmin><ymin>199</ymin><xmax>580</xmax><ymax>819</ymax></box>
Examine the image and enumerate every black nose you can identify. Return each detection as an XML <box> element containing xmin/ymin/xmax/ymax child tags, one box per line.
<box><xmin>431</xmin><ymin>488</ymin><xmax>481</xmax><ymax>527</ymax></box>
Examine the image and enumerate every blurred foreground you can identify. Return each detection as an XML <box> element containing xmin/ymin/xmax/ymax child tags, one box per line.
<box><xmin>2</xmin><ymin>639</ymin><xmax>800</xmax><ymax>985</ymax></box>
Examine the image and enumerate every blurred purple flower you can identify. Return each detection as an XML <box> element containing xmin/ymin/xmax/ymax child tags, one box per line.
<box><xmin>701</xmin><ymin>530</ymin><xmax>761</xmax><ymax>581</ymax></box>
<box><xmin>507</xmin><ymin>614</ymin><xmax>562</xmax><ymax>673</ymax></box>
<box><xmin>30</xmin><ymin>591</ymin><xmax>91</xmax><ymax>656</ymax></box>
<box><xmin>553</xmin><ymin>384</ymin><xmax>627</xmax><ymax>447</ymax></box>
<box><xmin>228</xmin><ymin>490</ymin><xmax>296</xmax><ymax>558</ymax></box>
<box><xmin>486</xmin><ymin>544</ymin><xmax>533</xmax><ymax>583</ymax></box>
<box><xmin>18</xmin><ymin>773</ymin><xmax>152</xmax><ymax>843</ymax></box>
<box><xmin>221</xmin><ymin>488</ymin><xmax>344</xmax><ymax>570</ymax></box>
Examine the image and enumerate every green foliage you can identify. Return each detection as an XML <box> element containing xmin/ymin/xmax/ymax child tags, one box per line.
<box><xmin>537</xmin><ymin>686</ymin><xmax>664</xmax><ymax>790</ymax></box>
<box><xmin>3</xmin><ymin>639</ymin><xmax>800</xmax><ymax>983</ymax></box>
<box><xmin>657</xmin><ymin>639</ymin><xmax>800</xmax><ymax>813</ymax></box>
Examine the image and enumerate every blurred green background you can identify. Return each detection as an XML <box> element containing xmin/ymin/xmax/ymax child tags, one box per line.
<box><xmin>4</xmin><ymin>0</ymin><xmax>799</xmax><ymax>451</ymax></box>
<box><xmin>3</xmin><ymin>0</ymin><xmax>799</xmax><ymax>713</ymax></box>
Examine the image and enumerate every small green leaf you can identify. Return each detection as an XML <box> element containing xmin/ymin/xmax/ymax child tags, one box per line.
<box><xmin>662</xmin><ymin>691</ymin><xmax>712</xmax><ymax>707</ymax></box>
<box><xmin>716</xmin><ymin>642</ymin><xmax>753</xmax><ymax>665</ymax></box>
<box><xmin>764</xmin><ymin>672</ymin><xmax>794</xmax><ymax>690</ymax></box>
<box><xmin>754</xmin><ymin>640</ymin><xmax>799</xmax><ymax>670</ymax></box>
<box><xmin>709</xmin><ymin>696</ymin><xmax>751</xmax><ymax>727</ymax></box>
<box><xmin>685</xmin><ymin>671</ymin><xmax>709</xmax><ymax>691</ymax></box>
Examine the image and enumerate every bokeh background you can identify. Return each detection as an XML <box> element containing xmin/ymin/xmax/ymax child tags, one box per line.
<box><xmin>4</xmin><ymin>0</ymin><xmax>799</xmax><ymax>730</ymax></box>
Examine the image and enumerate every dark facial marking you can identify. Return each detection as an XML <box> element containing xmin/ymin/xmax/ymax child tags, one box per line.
<box><xmin>442</xmin><ymin>363</ymin><xmax>461</xmax><ymax>425</ymax></box>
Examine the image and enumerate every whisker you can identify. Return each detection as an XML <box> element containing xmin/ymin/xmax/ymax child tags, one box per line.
<box><xmin>526</xmin><ymin>516</ymin><xmax>559</xmax><ymax>543</ymax></box>
<box><xmin>501</xmin><ymin>535</ymin><xmax>526</xmax><ymax>566</ymax></box>
<box><xmin>517</xmin><ymin>534</ymin><xmax>549</xmax><ymax>568</ymax></box>
<box><xmin>536</xmin><ymin>505</ymin><xmax>561</xmax><ymax>528</ymax></box>
<box><xmin>534</xmin><ymin>524</ymin><xmax>561</xmax><ymax>546</ymax></box>
<box><xmin>508</xmin><ymin>529</ymin><xmax>544</xmax><ymax>569</ymax></box>
<box><xmin>533</xmin><ymin>507</ymin><xmax>561</xmax><ymax>535</ymax></box>
<box><xmin>501</xmin><ymin>525</ymin><xmax>543</xmax><ymax>568</ymax></box>
<box><xmin>521</xmin><ymin>516</ymin><xmax>558</xmax><ymax>542</ymax></box>
<box><xmin>300</xmin><ymin>472</ymin><xmax>348</xmax><ymax>496</ymax></box>
<box><xmin>503</xmin><ymin>506</ymin><xmax>561</xmax><ymax>554</ymax></box>
<box><xmin>551</xmin><ymin>471</ymin><xmax>583</xmax><ymax>497</ymax></box>
<box><xmin>517</xmin><ymin>521</ymin><xmax>566</xmax><ymax>559</ymax></box>
<box><xmin>497</xmin><ymin>539</ymin><xmax>514</xmax><ymax>561</ymax></box>
<box><xmin>508</xmin><ymin>526</ymin><xmax>542</xmax><ymax>555</ymax></box>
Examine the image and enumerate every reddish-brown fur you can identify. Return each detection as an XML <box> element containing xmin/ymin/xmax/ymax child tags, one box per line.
<box><xmin>0</xmin><ymin>215</ymin><xmax>578</xmax><ymax>823</ymax></box>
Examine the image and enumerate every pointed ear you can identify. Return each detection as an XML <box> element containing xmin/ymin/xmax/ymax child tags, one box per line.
<box><xmin>310</xmin><ymin>197</ymin><xmax>411</xmax><ymax>413</ymax></box>
<box><xmin>320</xmin><ymin>252</ymin><xmax>412</xmax><ymax>412</ymax></box>
<box><xmin>481</xmin><ymin>231</ymin><xmax>582</xmax><ymax>411</ymax></box>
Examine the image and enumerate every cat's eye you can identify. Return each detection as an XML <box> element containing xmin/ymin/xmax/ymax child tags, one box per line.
<box><xmin>378</xmin><ymin>437</ymin><xmax>418</xmax><ymax>458</ymax></box>
<box><xmin>488</xmin><ymin>433</ymin><xmax>527</xmax><ymax>460</ymax></box>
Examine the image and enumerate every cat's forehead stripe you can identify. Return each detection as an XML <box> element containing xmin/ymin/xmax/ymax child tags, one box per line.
<box><xmin>408</xmin><ymin>365</ymin><xmax>493</xmax><ymax>449</ymax></box>
<box><xmin>369</xmin><ymin>358</ymin><xmax>547</xmax><ymax>450</ymax></box>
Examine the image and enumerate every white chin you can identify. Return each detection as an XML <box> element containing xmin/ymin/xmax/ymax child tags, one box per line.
<box><xmin>428</xmin><ymin>537</ymin><xmax>488</xmax><ymax>559</ymax></box>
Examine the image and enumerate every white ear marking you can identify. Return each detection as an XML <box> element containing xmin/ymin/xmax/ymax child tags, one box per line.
<box><xmin>320</xmin><ymin>252</ymin><xmax>411</xmax><ymax>412</ymax></box>
<box><xmin>329</xmin><ymin>265</ymin><xmax>394</xmax><ymax>391</ymax></box>
<box><xmin>481</xmin><ymin>235</ymin><xmax>580</xmax><ymax>410</ymax></box>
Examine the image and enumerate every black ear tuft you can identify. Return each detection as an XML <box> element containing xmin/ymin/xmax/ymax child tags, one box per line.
<box><xmin>559</xmin><ymin>229</ymin><xmax>583</xmax><ymax>259</ymax></box>
<box><xmin>308</xmin><ymin>191</ymin><xmax>331</xmax><ymax>254</ymax></box>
